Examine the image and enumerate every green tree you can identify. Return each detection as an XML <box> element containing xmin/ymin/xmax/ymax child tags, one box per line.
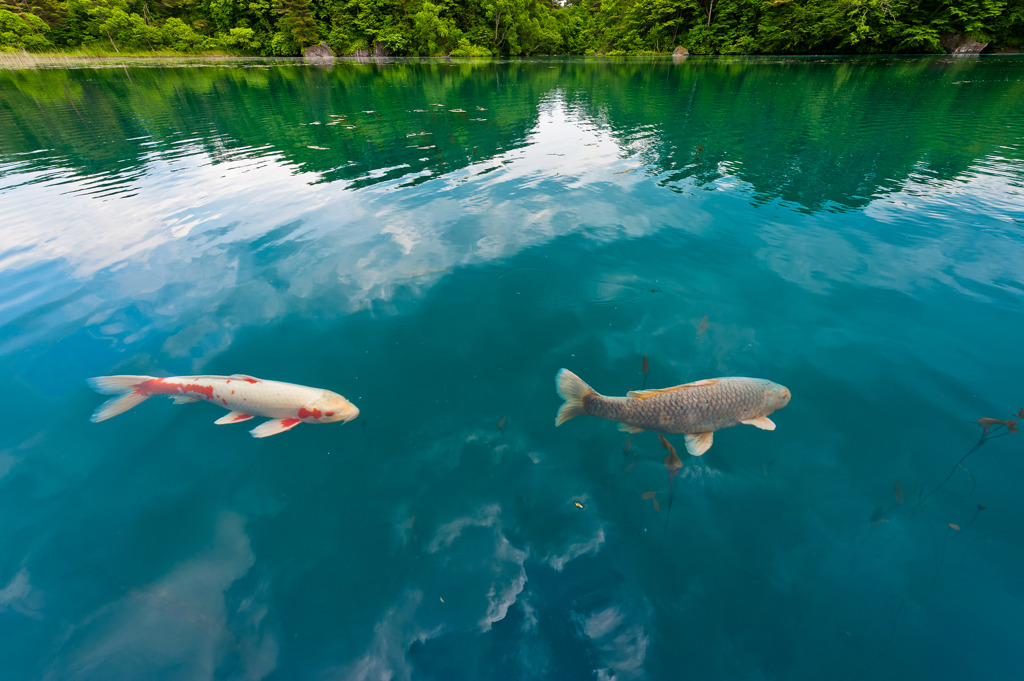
<box><xmin>0</xmin><ymin>8</ymin><xmax>52</xmax><ymax>49</ymax></box>
<box><xmin>272</xmin><ymin>0</ymin><xmax>319</xmax><ymax>54</ymax></box>
<box><xmin>411</xmin><ymin>0</ymin><xmax>460</xmax><ymax>54</ymax></box>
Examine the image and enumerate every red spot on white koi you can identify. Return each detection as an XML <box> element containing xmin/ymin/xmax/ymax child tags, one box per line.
<box><xmin>282</xmin><ymin>418</ymin><xmax>300</xmax><ymax>427</ymax></box>
<box><xmin>298</xmin><ymin>407</ymin><xmax>322</xmax><ymax>420</ymax></box>
<box><xmin>233</xmin><ymin>413</ymin><xmax>252</xmax><ymax>422</ymax></box>
<box><xmin>138</xmin><ymin>379</ymin><xmax>214</xmax><ymax>400</ymax></box>
<box><xmin>242</xmin><ymin>378</ymin><xmax>258</xmax><ymax>384</ymax></box>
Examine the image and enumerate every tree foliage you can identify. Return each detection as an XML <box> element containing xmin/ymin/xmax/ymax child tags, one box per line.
<box><xmin>4</xmin><ymin>0</ymin><xmax>1023</xmax><ymax>55</ymax></box>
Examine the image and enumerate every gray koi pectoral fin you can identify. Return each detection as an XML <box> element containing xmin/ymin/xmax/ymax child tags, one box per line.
<box><xmin>740</xmin><ymin>416</ymin><xmax>776</xmax><ymax>431</ymax></box>
<box><xmin>249</xmin><ymin>418</ymin><xmax>301</xmax><ymax>438</ymax></box>
<box><xmin>684</xmin><ymin>432</ymin><xmax>714</xmax><ymax>457</ymax></box>
<box><xmin>618</xmin><ymin>424</ymin><xmax>645</xmax><ymax>434</ymax></box>
<box><xmin>215</xmin><ymin>411</ymin><xmax>254</xmax><ymax>425</ymax></box>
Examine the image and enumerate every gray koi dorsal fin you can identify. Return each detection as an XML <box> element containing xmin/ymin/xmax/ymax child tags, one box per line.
<box><xmin>684</xmin><ymin>432</ymin><xmax>714</xmax><ymax>456</ymax></box>
<box><xmin>618</xmin><ymin>423</ymin><xmax>645</xmax><ymax>434</ymax></box>
<box><xmin>740</xmin><ymin>416</ymin><xmax>776</xmax><ymax>431</ymax></box>
<box><xmin>627</xmin><ymin>379</ymin><xmax>720</xmax><ymax>400</ymax></box>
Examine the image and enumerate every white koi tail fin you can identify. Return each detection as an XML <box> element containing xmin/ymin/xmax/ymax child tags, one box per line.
<box><xmin>555</xmin><ymin>368</ymin><xmax>595</xmax><ymax>426</ymax></box>
<box><xmin>86</xmin><ymin>375</ymin><xmax>155</xmax><ymax>423</ymax></box>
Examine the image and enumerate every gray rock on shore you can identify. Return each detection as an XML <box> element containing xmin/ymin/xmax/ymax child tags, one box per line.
<box><xmin>304</xmin><ymin>43</ymin><xmax>334</xmax><ymax>62</ymax></box>
<box><xmin>940</xmin><ymin>33</ymin><xmax>988</xmax><ymax>55</ymax></box>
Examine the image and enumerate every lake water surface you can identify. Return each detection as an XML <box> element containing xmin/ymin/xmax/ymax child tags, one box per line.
<box><xmin>2</xmin><ymin>56</ymin><xmax>1024</xmax><ymax>680</ymax></box>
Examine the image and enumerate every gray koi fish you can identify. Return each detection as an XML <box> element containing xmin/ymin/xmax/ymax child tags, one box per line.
<box><xmin>555</xmin><ymin>368</ymin><xmax>790</xmax><ymax>456</ymax></box>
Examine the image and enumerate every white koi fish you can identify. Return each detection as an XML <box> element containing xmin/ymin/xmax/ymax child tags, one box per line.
<box><xmin>87</xmin><ymin>374</ymin><xmax>359</xmax><ymax>438</ymax></box>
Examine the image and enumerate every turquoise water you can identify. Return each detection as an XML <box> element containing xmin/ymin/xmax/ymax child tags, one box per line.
<box><xmin>2</xmin><ymin>56</ymin><xmax>1024</xmax><ymax>679</ymax></box>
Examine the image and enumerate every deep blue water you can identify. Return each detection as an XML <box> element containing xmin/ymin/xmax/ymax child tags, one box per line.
<box><xmin>1</xmin><ymin>56</ymin><xmax>1024</xmax><ymax>680</ymax></box>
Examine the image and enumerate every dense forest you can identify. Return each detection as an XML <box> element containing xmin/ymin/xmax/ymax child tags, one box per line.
<box><xmin>1</xmin><ymin>0</ymin><xmax>1022</xmax><ymax>56</ymax></box>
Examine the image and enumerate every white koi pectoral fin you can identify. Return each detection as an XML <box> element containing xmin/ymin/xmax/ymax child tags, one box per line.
<box><xmin>171</xmin><ymin>396</ymin><xmax>201</xmax><ymax>405</ymax></box>
<box><xmin>740</xmin><ymin>416</ymin><xmax>776</xmax><ymax>431</ymax></box>
<box><xmin>618</xmin><ymin>424</ymin><xmax>645</xmax><ymax>434</ymax></box>
<box><xmin>684</xmin><ymin>432</ymin><xmax>714</xmax><ymax>457</ymax></box>
<box><xmin>215</xmin><ymin>411</ymin><xmax>254</xmax><ymax>425</ymax></box>
<box><xmin>249</xmin><ymin>418</ymin><xmax>301</xmax><ymax>438</ymax></box>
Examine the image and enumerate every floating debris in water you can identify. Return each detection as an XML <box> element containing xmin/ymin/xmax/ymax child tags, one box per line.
<box><xmin>870</xmin><ymin>506</ymin><xmax>888</xmax><ymax>528</ymax></box>
<box><xmin>498</xmin><ymin>416</ymin><xmax>507</xmax><ymax>433</ymax></box>
<box><xmin>449</xmin><ymin>108</ymin><xmax>466</xmax><ymax>113</ymax></box>
<box><xmin>948</xmin><ymin>523</ymin><xmax>961</xmax><ymax>531</ymax></box>
<box><xmin>642</xmin><ymin>491</ymin><xmax>656</xmax><ymax>500</ymax></box>
<box><xmin>893</xmin><ymin>480</ymin><xmax>904</xmax><ymax>505</ymax></box>
<box><xmin>613</xmin><ymin>168</ymin><xmax>637</xmax><ymax>175</ymax></box>
<box><xmin>574</xmin><ymin>500</ymin><xmax>584</xmax><ymax>509</ymax></box>
<box><xmin>470</xmin><ymin>118</ymin><xmax>487</xmax><ymax>121</ymax></box>
<box><xmin>307</xmin><ymin>145</ymin><xmax>329</xmax><ymax>150</ymax></box>
<box><xmin>697</xmin><ymin>314</ymin><xmax>710</xmax><ymax>336</ymax></box>
<box><xmin>920</xmin><ymin>409</ymin><xmax>1022</xmax><ymax>505</ymax></box>
<box><xmin>476</xmin><ymin>106</ymin><xmax>486</xmax><ymax>111</ymax></box>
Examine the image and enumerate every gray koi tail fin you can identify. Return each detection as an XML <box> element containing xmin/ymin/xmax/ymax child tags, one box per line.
<box><xmin>555</xmin><ymin>369</ymin><xmax>595</xmax><ymax>426</ymax></box>
<box><xmin>87</xmin><ymin>375</ymin><xmax>155</xmax><ymax>422</ymax></box>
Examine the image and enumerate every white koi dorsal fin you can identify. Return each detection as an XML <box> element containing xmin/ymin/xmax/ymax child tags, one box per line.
<box><xmin>618</xmin><ymin>423</ymin><xmax>645</xmax><ymax>434</ymax></box>
<box><xmin>627</xmin><ymin>379</ymin><xmax>720</xmax><ymax>400</ymax></box>
<box><xmin>215</xmin><ymin>411</ymin><xmax>254</xmax><ymax>425</ymax></box>
<box><xmin>230</xmin><ymin>374</ymin><xmax>260</xmax><ymax>382</ymax></box>
<box><xmin>171</xmin><ymin>395</ymin><xmax>201</xmax><ymax>404</ymax></box>
<box><xmin>249</xmin><ymin>418</ymin><xmax>301</xmax><ymax>438</ymax></box>
<box><xmin>740</xmin><ymin>416</ymin><xmax>776</xmax><ymax>431</ymax></box>
<box><xmin>684</xmin><ymin>432</ymin><xmax>714</xmax><ymax>456</ymax></box>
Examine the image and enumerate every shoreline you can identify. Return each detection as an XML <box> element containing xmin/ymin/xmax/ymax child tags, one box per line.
<box><xmin>2</xmin><ymin>50</ymin><xmax>1021</xmax><ymax>70</ymax></box>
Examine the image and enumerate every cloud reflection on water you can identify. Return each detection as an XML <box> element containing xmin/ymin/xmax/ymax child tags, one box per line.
<box><xmin>46</xmin><ymin>512</ymin><xmax>276</xmax><ymax>681</ymax></box>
